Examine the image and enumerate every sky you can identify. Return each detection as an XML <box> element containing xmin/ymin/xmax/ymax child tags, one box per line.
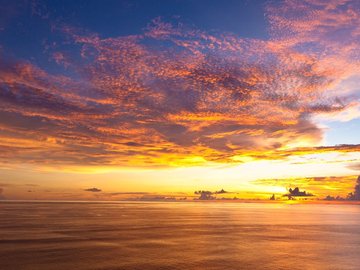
<box><xmin>0</xmin><ymin>0</ymin><xmax>360</xmax><ymax>201</ymax></box>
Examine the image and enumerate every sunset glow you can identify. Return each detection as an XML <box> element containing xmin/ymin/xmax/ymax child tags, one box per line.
<box><xmin>0</xmin><ymin>0</ymin><xmax>360</xmax><ymax>201</ymax></box>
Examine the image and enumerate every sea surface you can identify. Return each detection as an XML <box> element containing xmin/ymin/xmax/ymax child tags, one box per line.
<box><xmin>0</xmin><ymin>201</ymin><xmax>360</xmax><ymax>270</ymax></box>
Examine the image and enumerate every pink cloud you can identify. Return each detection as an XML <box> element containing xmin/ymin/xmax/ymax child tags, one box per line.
<box><xmin>0</xmin><ymin>0</ymin><xmax>360</xmax><ymax>168</ymax></box>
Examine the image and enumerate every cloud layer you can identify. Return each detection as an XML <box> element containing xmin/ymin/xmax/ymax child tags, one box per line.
<box><xmin>0</xmin><ymin>0</ymin><xmax>360</xmax><ymax>168</ymax></box>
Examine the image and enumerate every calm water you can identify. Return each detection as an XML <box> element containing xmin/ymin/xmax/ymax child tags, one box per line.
<box><xmin>0</xmin><ymin>202</ymin><xmax>360</xmax><ymax>270</ymax></box>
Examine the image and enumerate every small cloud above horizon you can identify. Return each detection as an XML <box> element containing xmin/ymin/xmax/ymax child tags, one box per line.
<box><xmin>84</xmin><ymin>188</ymin><xmax>102</xmax><ymax>192</ymax></box>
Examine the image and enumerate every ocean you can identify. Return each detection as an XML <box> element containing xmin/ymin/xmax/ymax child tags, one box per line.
<box><xmin>0</xmin><ymin>201</ymin><xmax>359</xmax><ymax>270</ymax></box>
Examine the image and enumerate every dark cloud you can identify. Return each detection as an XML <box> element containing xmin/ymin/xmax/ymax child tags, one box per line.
<box><xmin>194</xmin><ymin>189</ymin><xmax>229</xmax><ymax>200</ymax></box>
<box><xmin>214</xmin><ymin>189</ymin><xmax>227</xmax><ymax>194</ymax></box>
<box><xmin>284</xmin><ymin>187</ymin><xmax>313</xmax><ymax>198</ymax></box>
<box><xmin>84</xmin><ymin>187</ymin><xmax>102</xmax><ymax>192</ymax></box>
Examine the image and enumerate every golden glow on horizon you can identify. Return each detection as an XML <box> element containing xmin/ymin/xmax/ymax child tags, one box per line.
<box><xmin>0</xmin><ymin>0</ymin><xmax>360</xmax><ymax>201</ymax></box>
<box><xmin>0</xmin><ymin>151</ymin><xmax>359</xmax><ymax>201</ymax></box>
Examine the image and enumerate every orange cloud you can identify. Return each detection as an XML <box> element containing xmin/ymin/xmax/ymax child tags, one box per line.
<box><xmin>0</xmin><ymin>0</ymin><xmax>360</xmax><ymax>168</ymax></box>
